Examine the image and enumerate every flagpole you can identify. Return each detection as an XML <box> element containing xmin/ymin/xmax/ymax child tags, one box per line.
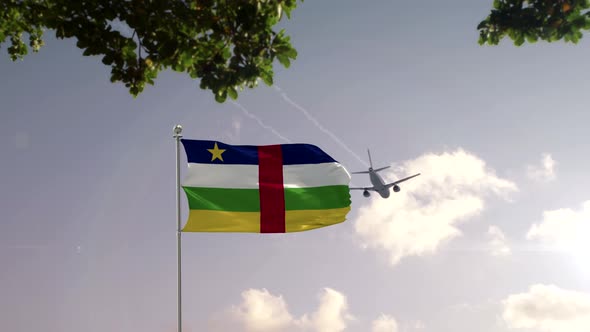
<box><xmin>173</xmin><ymin>124</ymin><xmax>183</xmax><ymax>332</ymax></box>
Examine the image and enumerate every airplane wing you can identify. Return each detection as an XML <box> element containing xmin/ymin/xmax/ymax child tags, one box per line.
<box><xmin>385</xmin><ymin>173</ymin><xmax>421</xmax><ymax>188</ymax></box>
<box><xmin>349</xmin><ymin>186</ymin><xmax>375</xmax><ymax>191</ymax></box>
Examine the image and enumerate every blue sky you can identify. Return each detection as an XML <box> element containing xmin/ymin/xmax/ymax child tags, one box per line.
<box><xmin>2</xmin><ymin>1</ymin><xmax>590</xmax><ymax>331</ymax></box>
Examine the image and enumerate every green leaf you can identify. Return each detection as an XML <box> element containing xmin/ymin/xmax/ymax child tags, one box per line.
<box><xmin>102</xmin><ymin>54</ymin><xmax>114</xmax><ymax>65</ymax></box>
<box><xmin>260</xmin><ymin>69</ymin><xmax>273</xmax><ymax>85</ymax></box>
<box><xmin>276</xmin><ymin>54</ymin><xmax>291</xmax><ymax>68</ymax></box>
<box><xmin>284</xmin><ymin>47</ymin><xmax>297</xmax><ymax>59</ymax></box>
<box><xmin>525</xmin><ymin>33</ymin><xmax>538</xmax><ymax>43</ymax></box>
<box><xmin>227</xmin><ymin>86</ymin><xmax>238</xmax><ymax>100</ymax></box>
<box><xmin>215</xmin><ymin>89</ymin><xmax>228</xmax><ymax>103</ymax></box>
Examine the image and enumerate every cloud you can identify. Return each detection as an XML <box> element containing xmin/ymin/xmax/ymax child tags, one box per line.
<box><xmin>526</xmin><ymin>200</ymin><xmax>590</xmax><ymax>251</ymax></box>
<box><xmin>487</xmin><ymin>225</ymin><xmax>511</xmax><ymax>257</ymax></box>
<box><xmin>526</xmin><ymin>153</ymin><xmax>556</xmax><ymax>182</ymax></box>
<box><xmin>411</xmin><ymin>320</ymin><xmax>426</xmax><ymax>329</ymax></box>
<box><xmin>371</xmin><ymin>314</ymin><xmax>399</xmax><ymax>332</ymax></box>
<box><xmin>232</xmin><ymin>116</ymin><xmax>242</xmax><ymax>134</ymax></box>
<box><xmin>354</xmin><ymin>149</ymin><xmax>517</xmax><ymax>266</ymax></box>
<box><xmin>502</xmin><ymin>284</ymin><xmax>590</xmax><ymax>332</ymax></box>
<box><xmin>230</xmin><ymin>289</ymin><xmax>295</xmax><ymax>331</ymax></box>
<box><xmin>229</xmin><ymin>288</ymin><xmax>353</xmax><ymax>332</ymax></box>
<box><xmin>300</xmin><ymin>288</ymin><xmax>353</xmax><ymax>332</ymax></box>
<box><xmin>222</xmin><ymin>115</ymin><xmax>243</xmax><ymax>143</ymax></box>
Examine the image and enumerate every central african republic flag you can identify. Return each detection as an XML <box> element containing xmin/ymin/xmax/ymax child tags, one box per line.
<box><xmin>180</xmin><ymin>139</ymin><xmax>351</xmax><ymax>233</ymax></box>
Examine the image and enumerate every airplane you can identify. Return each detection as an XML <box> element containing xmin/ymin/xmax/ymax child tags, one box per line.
<box><xmin>350</xmin><ymin>149</ymin><xmax>421</xmax><ymax>198</ymax></box>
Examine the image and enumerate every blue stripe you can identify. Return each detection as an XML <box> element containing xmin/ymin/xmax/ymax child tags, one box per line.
<box><xmin>182</xmin><ymin>140</ymin><xmax>258</xmax><ymax>165</ymax></box>
<box><xmin>281</xmin><ymin>143</ymin><xmax>337</xmax><ymax>165</ymax></box>
<box><xmin>181</xmin><ymin>139</ymin><xmax>338</xmax><ymax>165</ymax></box>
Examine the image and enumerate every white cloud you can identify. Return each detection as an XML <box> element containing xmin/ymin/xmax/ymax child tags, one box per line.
<box><xmin>526</xmin><ymin>153</ymin><xmax>556</xmax><ymax>182</ymax></box>
<box><xmin>487</xmin><ymin>225</ymin><xmax>511</xmax><ymax>256</ymax></box>
<box><xmin>230</xmin><ymin>115</ymin><xmax>242</xmax><ymax>141</ymax></box>
<box><xmin>232</xmin><ymin>116</ymin><xmax>242</xmax><ymax>133</ymax></box>
<box><xmin>230</xmin><ymin>288</ymin><xmax>295</xmax><ymax>332</ymax></box>
<box><xmin>372</xmin><ymin>314</ymin><xmax>399</xmax><ymax>332</ymax></box>
<box><xmin>526</xmin><ymin>200</ymin><xmax>590</xmax><ymax>252</ymax></box>
<box><xmin>354</xmin><ymin>149</ymin><xmax>517</xmax><ymax>266</ymax></box>
<box><xmin>502</xmin><ymin>284</ymin><xmax>590</xmax><ymax>332</ymax></box>
<box><xmin>411</xmin><ymin>320</ymin><xmax>426</xmax><ymax>329</ymax></box>
<box><xmin>300</xmin><ymin>288</ymin><xmax>353</xmax><ymax>332</ymax></box>
<box><xmin>229</xmin><ymin>288</ymin><xmax>353</xmax><ymax>332</ymax></box>
<box><xmin>223</xmin><ymin>115</ymin><xmax>242</xmax><ymax>143</ymax></box>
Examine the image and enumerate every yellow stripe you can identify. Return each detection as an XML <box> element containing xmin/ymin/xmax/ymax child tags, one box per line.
<box><xmin>285</xmin><ymin>207</ymin><xmax>350</xmax><ymax>232</ymax></box>
<box><xmin>182</xmin><ymin>210</ymin><xmax>260</xmax><ymax>232</ymax></box>
<box><xmin>182</xmin><ymin>207</ymin><xmax>350</xmax><ymax>233</ymax></box>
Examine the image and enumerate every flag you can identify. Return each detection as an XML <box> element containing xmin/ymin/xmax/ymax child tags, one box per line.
<box><xmin>180</xmin><ymin>139</ymin><xmax>351</xmax><ymax>233</ymax></box>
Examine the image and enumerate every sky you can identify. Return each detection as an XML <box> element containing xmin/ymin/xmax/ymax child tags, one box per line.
<box><xmin>2</xmin><ymin>1</ymin><xmax>590</xmax><ymax>331</ymax></box>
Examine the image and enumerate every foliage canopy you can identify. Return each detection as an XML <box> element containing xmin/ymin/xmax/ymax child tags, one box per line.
<box><xmin>0</xmin><ymin>0</ymin><xmax>301</xmax><ymax>102</ymax></box>
<box><xmin>5</xmin><ymin>0</ymin><xmax>589</xmax><ymax>102</ymax></box>
<box><xmin>478</xmin><ymin>0</ymin><xmax>590</xmax><ymax>46</ymax></box>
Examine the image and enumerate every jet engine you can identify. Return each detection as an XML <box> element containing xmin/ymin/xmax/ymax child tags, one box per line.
<box><xmin>363</xmin><ymin>190</ymin><xmax>370</xmax><ymax>197</ymax></box>
<box><xmin>393</xmin><ymin>185</ymin><xmax>400</xmax><ymax>192</ymax></box>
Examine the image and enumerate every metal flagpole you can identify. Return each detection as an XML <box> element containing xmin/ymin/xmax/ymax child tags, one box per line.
<box><xmin>173</xmin><ymin>124</ymin><xmax>183</xmax><ymax>332</ymax></box>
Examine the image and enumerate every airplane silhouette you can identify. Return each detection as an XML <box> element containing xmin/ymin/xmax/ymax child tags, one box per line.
<box><xmin>350</xmin><ymin>149</ymin><xmax>420</xmax><ymax>198</ymax></box>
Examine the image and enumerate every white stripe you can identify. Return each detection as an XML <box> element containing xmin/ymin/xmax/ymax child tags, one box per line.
<box><xmin>183</xmin><ymin>162</ymin><xmax>350</xmax><ymax>189</ymax></box>
<box><xmin>184</xmin><ymin>164</ymin><xmax>259</xmax><ymax>189</ymax></box>
<box><xmin>282</xmin><ymin>163</ymin><xmax>350</xmax><ymax>188</ymax></box>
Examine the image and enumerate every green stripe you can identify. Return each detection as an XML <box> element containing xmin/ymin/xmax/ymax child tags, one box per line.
<box><xmin>183</xmin><ymin>187</ymin><xmax>260</xmax><ymax>212</ymax></box>
<box><xmin>284</xmin><ymin>185</ymin><xmax>350</xmax><ymax>210</ymax></box>
<box><xmin>183</xmin><ymin>185</ymin><xmax>350</xmax><ymax>212</ymax></box>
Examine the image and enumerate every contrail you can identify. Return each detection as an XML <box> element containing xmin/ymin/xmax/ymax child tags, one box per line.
<box><xmin>273</xmin><ymin>86</ymin><xmax>369</xmax><ymax>168</ymax></box>
<box><xmin>230</xmin><ymin>101</ymin><xmax>292</xmax><ymax>143</ymax></box>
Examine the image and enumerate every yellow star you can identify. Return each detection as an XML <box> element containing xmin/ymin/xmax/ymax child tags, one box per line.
<box><xmin>207</xmin><ymin>142</ymin><xmax>226</xmax><ymax>162</ymax></box>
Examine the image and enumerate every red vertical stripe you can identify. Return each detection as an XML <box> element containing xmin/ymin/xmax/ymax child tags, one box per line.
<box><xmin>258</xmin><ymin>145</ymin><xmax>285</xmax><ymax>233</ymax></box>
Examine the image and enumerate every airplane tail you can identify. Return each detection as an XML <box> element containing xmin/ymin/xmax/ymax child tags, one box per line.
<box><xmin>351</xmin><ymin>149</ymin><xmax>390</xmax><ymax>174</ymax></box>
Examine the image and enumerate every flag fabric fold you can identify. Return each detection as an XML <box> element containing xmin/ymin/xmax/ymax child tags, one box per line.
<box><xmin>180</xmin><ymin>139</ymin><xmax>351</xmax><ymax>233</ymax></box>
